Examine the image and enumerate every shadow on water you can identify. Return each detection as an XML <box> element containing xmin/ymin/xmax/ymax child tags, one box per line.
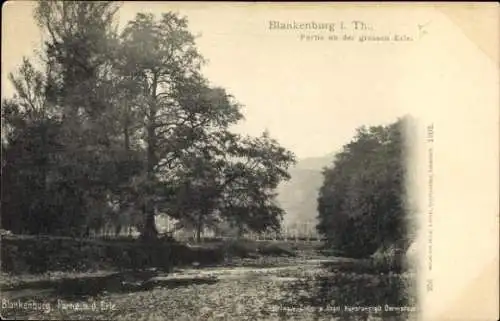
<box><xmin>2</xmin><ymin>271</ymin><xmax>219</xmax><ymax>301</ymax></box>
<box><xmin>269</xmin><ymin>259</ymin><xmax>417</xmax><ymax>321</ymax></box>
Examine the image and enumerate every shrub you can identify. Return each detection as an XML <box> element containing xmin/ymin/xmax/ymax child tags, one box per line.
<box><xmin>0</xmin><ymin>235</ymin><xmax>184</xmax><ymax>274</ymax></box>
<box><xmin>259</xmin><ymin>243</ymin><xmax>295</xmax><ymax>257</ymax></box>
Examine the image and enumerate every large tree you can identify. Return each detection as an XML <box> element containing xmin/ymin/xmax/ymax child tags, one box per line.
<box><xmin>117</xmin><ymin>12</ymin><xmax>210</xmax><ymax>238</ymax></box>
<box><xmin>317</xmin><ymin>117</ymin><xmax>414</xmax><ymax>258</ymax></box>
<box><xmin>2</xmin><ymin>3</ymin><xmax>296</xmax><ymax>241</ymax></box>
<box><xmin>15</xmin><ymin>0</ymin><xmax>128</xmax><ymax>235</ymax></box>
<box><xmin>117</xmin><ymin>12</ymin><xmax>294</xmax><ymax>240</ymax></box>
<box><xmin>218</xmin><ymin>131</ymin><xmax>296</xmax><ymax>237</ymax></box>
<box><xmin>0</xmin><ymin>58</ymin><xmax>60</xmax><ymax>233</ymax></box>
<box><xmin>169</xmin><ymin>130</ymin><xmax>296</xmax><ymax>242</ymax></box>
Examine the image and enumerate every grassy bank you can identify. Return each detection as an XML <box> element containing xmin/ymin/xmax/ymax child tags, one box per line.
<box><xmin>0</xmin><ymin>235</ymin><xmax>303</xmax><ymax>276</ymax></box>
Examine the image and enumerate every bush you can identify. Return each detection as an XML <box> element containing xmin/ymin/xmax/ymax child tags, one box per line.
<box><xmin>0</xmin><ymin>236</ymin><xmax>304</xmax><ymax>275</ymax></box>
<box><xmin>370</xmin><ymin>244</ymin><xmax>405</xmax><ymax>273</ymax></box>
<box><xmin>221</xmin><ymin>239</ymin><xmax>257</xmax><ymax>259</ymax></box>
<box><xmin>259</xmin><ymin>243</ymin><xmax>295</xmax><ymax>257</ymax></box>
<box><xmin>0</xmin><ymin>235</ymin><xmax>187</xmax><ymax>275</ymax></box>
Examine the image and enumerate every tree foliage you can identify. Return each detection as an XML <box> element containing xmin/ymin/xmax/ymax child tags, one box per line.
<box><xmin>1</xmin><ymin>2</ymin><xmax>295</xmax><ymax>240</ymax></box>
<box><xmin>317</xmin><ymin>118</ymin><xmax>415</xmax><ymax>258</ymax></box>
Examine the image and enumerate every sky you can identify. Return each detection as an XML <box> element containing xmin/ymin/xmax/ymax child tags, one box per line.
<box><xmin>1</xmin><ymin>2</ymin><xmax>418</xmax><ymax>159</ymax></box>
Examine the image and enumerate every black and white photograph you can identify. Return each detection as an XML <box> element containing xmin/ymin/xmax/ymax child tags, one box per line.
<box><xmin>1</xmin><ymin>2</ymin><xmax>498</xmax><ymax>321</ymax></box>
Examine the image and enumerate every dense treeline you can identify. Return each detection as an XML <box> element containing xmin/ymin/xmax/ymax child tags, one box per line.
<box><xmin>317</xmin><ymin>117</ymin><xmax>416</xmax><ymax>258</ymax></box>
<box><xmin>1</xmin><ymin>2</ymin><xmax>295</xmax><ymax>241</ymax></box>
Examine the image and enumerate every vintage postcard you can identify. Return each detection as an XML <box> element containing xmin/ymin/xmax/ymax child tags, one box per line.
<box><xmin>1</xmin><ymin>2</ymin><xmax>498</xmax><ymax>321</ymax></box>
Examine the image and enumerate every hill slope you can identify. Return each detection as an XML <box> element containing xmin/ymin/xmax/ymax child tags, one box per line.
<box><xmin>278</xmin><ymin>154</ymin><xmax>335</xmax><ymax>229</ymax></box>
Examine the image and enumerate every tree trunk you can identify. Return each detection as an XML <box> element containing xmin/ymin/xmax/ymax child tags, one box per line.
<box><xmin>142</xmin><ymin>202</ymin><xmax>158</xmax><ymax>240</ymax></box>
<box><xmin>123</xmin><ymin>101</ymin><xmax>131</xmax><ymax>153</ymax></box>
<box><xmin>142</xmin><ymin>72</ymin><xmax>159</xmax><ymax>241</ymax></box>
<box><xmin>196</xmin><ymin>224</ymin><xmax>202</xmax><ymax>243</ymax></box>
<box><xmin>114</xmin><ymin>223</ymin><xmax>121</xmax><ymax>236</ymax></box>
<box><xmin>237</xmin><ymin>224</ymin><xmax>244</xmax><ymax>239</ymax></box>
<box><xmin>195</xmin><ymin>211</ymin><xmax>203</xmax><ymax>243</ymax></box>
<box><xmin>124</xmin><ymin>127</ymin><xmax>130</xmax><ymax>153</ymax></box>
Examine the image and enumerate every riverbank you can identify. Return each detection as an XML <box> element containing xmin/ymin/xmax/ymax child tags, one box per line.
<box><xmin>1</xmin><ymin>254</ymin><xmax>416</xmax><ymax>321</ymax></box>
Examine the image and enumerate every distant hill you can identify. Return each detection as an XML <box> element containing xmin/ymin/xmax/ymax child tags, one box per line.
<box><xmin>277</xmin><ymin>153</ymin><xmax>335</xmax><ymax>228</ymax></box>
